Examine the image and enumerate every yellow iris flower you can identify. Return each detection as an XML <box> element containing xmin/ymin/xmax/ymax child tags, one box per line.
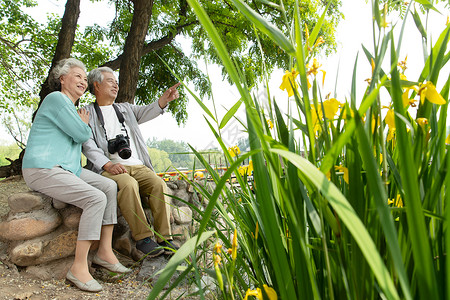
<box><xmin>402</xmin><ymin>87</ymin><xmax>418</xmax><ymax>108</ymax></box>
<box><xmin>310</xmin><ymin>106</ymin><xmax>323</xmax><ymax>134</ymax></box>
<box><xmin>314</xmin><ymin>36</ymin><xmax>325</xmax><ymax>48</ymax></box>
<box><xmin>416</xmin><ymin>118</ymin><xmax>428</xmax><ymax>130</ymax></box>
<box><xmin>238</xmin><ymin>163</ymin><xmax>253</xmax><ymax>176</ymax></box>
<box><xmin>384</xmin><ymin>108</ymin><xmax>396</xmax><ymax>129</ymax></box>
<box><xmin>381</xmin><ymin>3</ymin><xmax>391</xmax><ymax>28</ymax></box>
<box><xmin>247</xmin><ymin>160</ymin><xmax>253</xmax><ymax>175</ymax></box>
<box><xmin>388</xmin><ymin>194</ymin><xmax>403</xmax><ymax>207</ymax></box>
<box><xmin>244</xmin><ymin>285</ymin><xmax>278</xmax><ymax>300</ymax></box>
<box><xmin>310</xmin><ymin>98</ymin><xmax>343</xmax><ymax>135</ymax></box>
<box><xmin>371</xmin><ymin>114</ymin><xmax>381</xmax><ymax>133</ymax></box>
<box><xmin>238</xmin><ymin>166</ymin><xmax>247</xmax><ymax>176</ymax></box>
<box><xmin>418</xmin><ymin>82</ymin><xmax>446</xmax><ymax>105</ymax></box>
<box><xmin>398</xmin><ymin>56</ymin><xmax>408</xmax><ymax>73</ymax></box>
<box><xmin>384</xmin><ymin>108</ymin><xmax>396</xmax><ymax>142</ymax></box>
<box><xmin>446</xmin><ymin>134</ymin><xmax>450</xmax><ymax>145</ymax></box>
<box><xmin>279</xmin><ymin>69</ymin><xmax>299</xmax><ymax>97</ymax></box>
<box><xmin>335</xmin><ymin>165</ymin><xmax>349</xmax><ymax>184</ymax></box>
<box><xmin>231</xmin><ymin>228</ymin><xmax>238</xmax><ymax>261</ymax></box>
<box><xmin>213</xmin><ymin>242</ymin><xmax>222</xmax><ymax>254</ymax></box>
<box><xmin>305</xmin><ymin>24</ymin><xmax>310</xmax><ymax>44</ymax></box>
<box><xmin>213</xmin><ymin>252</ymin><xmax>223</xmax><ymax>291</ymax></box>
<box><xmin>307</xmin><ymin>58</ymin><xmax>322</xmax><ymax>76</ymax></box>
<box><xmin>387</xmin><ymin>129</ymin><xmax>396</xmax><ymax>143</ymax></box>
<box><xmin>228</xmin><ymin>146</ymin><xmax>241</xmax><ymax>157</ymax></box>
<box><xmin>323</xmin><ymin>98</ymin><xmax>341</xmax><ymax>120</ymax></box>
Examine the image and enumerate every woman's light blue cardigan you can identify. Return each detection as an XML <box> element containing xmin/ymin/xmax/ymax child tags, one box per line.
<box><xmin>22</xmin><ymin>91</ymin><xmax>91</xmax><ymax>177</ymax></box>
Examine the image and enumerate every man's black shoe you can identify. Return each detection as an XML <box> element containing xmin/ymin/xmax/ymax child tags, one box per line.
<box><xmin>136</xmin><ymin>237</ymin><xmax>164</xmax><ymax>257</ymax></box>
<box><xmin>158</xmin><ymin>240</ymin><xmax>179</xmax><ymax>255</ymax></box>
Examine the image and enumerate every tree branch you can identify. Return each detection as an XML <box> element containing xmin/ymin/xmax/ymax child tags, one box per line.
<box><xmin>102</xmin><ymin>21</ymin><xmax>197</xmax><ymax>71</ymax></box>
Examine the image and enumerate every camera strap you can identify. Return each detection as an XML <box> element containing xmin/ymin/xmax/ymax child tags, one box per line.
<box><xmin>93</xmin><ymin>102</ymin><xmax>129</xmax><ymax>141</ymax></box>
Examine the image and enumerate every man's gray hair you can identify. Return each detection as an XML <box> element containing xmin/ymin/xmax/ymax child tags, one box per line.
<box><xmin>88</xmin><ymin>66</ymin><xmax>115</xmax><ymax>95</ymax></box>
<box><xmin>49</xmin><ymin>58</ymin><xmax>86</xmax><ymax>91</ymax></box>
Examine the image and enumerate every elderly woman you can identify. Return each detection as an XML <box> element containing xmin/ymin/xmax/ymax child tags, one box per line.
<box><xmin>22</xmin><ymin>58</ymin><xmax>130</xmax><ymax>293</ymax></box>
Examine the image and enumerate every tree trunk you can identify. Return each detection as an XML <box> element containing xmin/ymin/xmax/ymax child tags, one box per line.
<box><xmin>102</xmin><ymin>0</ymin><xmax>189</xmax><ymax>74</ymax></box>
<box><xmin>39</xmin><ymin>0</ymin><xmax>81</xmax><ymax>101</ymax></box>
<box><xmin>115</xmin><ymin>0</ymin><xmax>154</xmax><ymax>104</ymax></box>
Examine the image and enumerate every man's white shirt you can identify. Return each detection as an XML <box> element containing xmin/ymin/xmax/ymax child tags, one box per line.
<box><xmin>100</xmin><ymin>105</ymin><xmax>143</xmax><ymax>166</ymax></box>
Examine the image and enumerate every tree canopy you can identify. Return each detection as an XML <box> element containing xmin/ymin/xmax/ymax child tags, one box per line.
<box><xmin>0</xmin><ymin>0</ymin><xmax>344</xmax><ymax>129</ymax></box>
<box><xmin>147</xmin><ymin>147</ymin><xmax>172</xmax><ymax>173</ymax></box>
<box><xmin>147</xmin><ymin>138</ymin><xmax>194</xmax><ymax>170</ymax></box>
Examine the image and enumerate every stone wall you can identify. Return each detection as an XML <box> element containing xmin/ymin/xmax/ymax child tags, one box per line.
<box><xmin>0</xmin><ymin>179</ymin><xmax>207</xmax><ymax>281</ymax></box>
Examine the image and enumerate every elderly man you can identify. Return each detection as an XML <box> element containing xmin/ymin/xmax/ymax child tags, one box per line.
<box><xmin>82</xmin><ymin>66</ymin><xmax>180</xmax><ymax>257</ymax></box>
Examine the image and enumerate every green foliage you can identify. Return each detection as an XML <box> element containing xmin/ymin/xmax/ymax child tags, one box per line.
<box><xmin>147</xmin><ymin>138</ymin><xmax>194</xmax><ymax>169</ymax></box>
<box><xmin>1</xmin><ymin>104</ymin><xmax>32</xmax><ymax>149</ymax></box>
<box><xmin>149</xmin><ymin>1</ymin><xmax>450</xmax><ymax>299</ymax></box>
<box><xmin>0</xmin><ymin>0</ymin><xmax>343</xmax><ymax>145</ymax></box>
<box><xmin>0</xmin><ymin>143</ymin><xmax>22</xmax><ymax>165</ymax></box>
<box><xmin>0</xmin><ymin>0</ymin><xmax>49</xmax><ymax>111</ymax></box>
<box><xmin>137</xmin><ymin>47</ymin><xmax>209</xmax><ymax>125</ymax></box>
<box><xmin>147</xmin><ymin>147</ymin><xmax>172</xmax><ymax>172</ymax></box>
<box><xmin>92</xmin><ymin>0</ymin><xmax>343</xmax><ymax>121</ymax></box>
<box><xmin>0</xmin><ymin>0</ymin><xmax>113</xmax><ymax>142</ymax></box>
<box><xmin>146</xmin><ymin>137</ymin><xmax>230</xmax><ymax>172</ymax></box>
<box><xmin>381</xmin><ymin>0</ymin><xmax>449</xmax><ymax>16</ymax></box>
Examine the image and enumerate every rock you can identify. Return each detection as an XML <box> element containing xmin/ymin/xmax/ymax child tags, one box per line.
<box><xmin>10</xmin><ymin>229</ymin><xmax>77</xmax><ymax>266</ymax></box>
<box><xmin>169</xmin><ymin>211</ymin><xmax>174</xmax><ymax>224</ymax></box>
<box><xmin>0</xmin><ymin>209</ymin><xmax>62</xmax><ymax>241</ymax></box>
<box><xmin>52</xmin><ymin>199</ymin><xmax>68</xmax><ymax>209</ymax></box>
<box><xmin>173</xmin><ymin>189</ymin><xmax>191</xmax><ymax>206</ymax></box>
<box><xmin>131</xmin><ymin>247</ymin><xmax>145</xmax><ymax>262</ymax></box>
<box><xmin>2</xmin><ymin>176</ymin><xmax>198</xmax><ymax>283</ymax></box>
<box><xmin>137</xmin><ymin>255</ymin><xmax>167</xmax><ymax>282</ymax></box>
<box><xmin>172</xmin><ymin>206</ymin><xmax>192</xmax><ymax>225</ymax></box>
<box><xmin>113</xmin><ymin>215</ymin><xmax>130</xmax><ymax>238</ymax></box>
<box><xmin>137</xmin><ymin>255</ymin><xmax>190</xmax><ymax>288</ymax></box>
<box><xmin>166</xmin><ymin>182</ymin><xmax>177</xmax><ymax>190</ymax></box>
<box><xmin>59</xmin><ymin>206</ymin><xmax>82</xmax><ymax>229</ymax></box>
<box><xmin>10</xmin><ymin>241</ymin><xmax>43</xmax><ymax>266</ymax></box>
<box><xmin>113</xmin><ymin>231</ymin><xmax>132</xmax><ymax>256</ymax></box>
<box><xmin>7</xmin><ymin>192</ymin><xmax>49</xmax><ymax>214</ymax></box>
<box><xmin>25</xmin><ymin>256</ymin><xmax>73</xmax><ymax>280</ymax></box>
<box><xmin>176</xmin><ymin>179</ymin><xmax>188</xmax><ymax>191</ymax></box>
<box><xmin>193</xmin><ymin>274</ymin><xmax>217</xmax><ymax>294</ymax></box>
<box><xmin>36</xmin><ymin>230</ymin><xmax>77</xmax><ymax>264</ymax></box>
<box><xmin>171</xmin><ymin>224</ymin><xmax>189</xmax><ymax>242</ymax></box>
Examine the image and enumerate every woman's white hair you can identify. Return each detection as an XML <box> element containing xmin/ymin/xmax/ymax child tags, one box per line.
<box><xmin>32</xmin><ymin>58</ymin><xmax>86</xmax><ymax>121</ymax></box>
<box><xmin>49</xmin><ymin>58</ymin><xmax>86</xmax><ymax>91</ymax></box>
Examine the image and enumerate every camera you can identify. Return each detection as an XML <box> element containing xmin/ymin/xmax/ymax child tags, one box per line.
<box><xmin>107</xmin><ymin>134</ymin><xmax>132</xmax><ymax>159</ymax></box>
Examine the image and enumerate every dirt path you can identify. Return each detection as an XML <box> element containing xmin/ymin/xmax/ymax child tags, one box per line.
<box><xmin>0</xmin><ymin>262</ymin><xmax>155</xmax><ymax>300</ymax></box>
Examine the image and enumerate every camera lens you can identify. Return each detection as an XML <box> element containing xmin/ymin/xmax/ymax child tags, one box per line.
<box><xmin>107</xmin><ymin>134</ymin><xmax>132</xmax><ymax>159</ymax></box>
<box><xmin>118</xmin><ymin>147</ymin><xmax>132</xmax><ymax>159</ymax></box>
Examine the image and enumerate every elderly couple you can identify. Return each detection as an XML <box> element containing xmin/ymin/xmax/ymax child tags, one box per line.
<box><xmin>22</xmin><ymin>58</ymin><xmax>180</xmax><ymax>292</ymax></box>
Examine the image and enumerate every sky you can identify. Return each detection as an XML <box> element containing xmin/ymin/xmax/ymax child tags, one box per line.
<box><xmin>1</xmin><ymin>1</ymin><xmax>449</xmax><ymax>150</ymax></box>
